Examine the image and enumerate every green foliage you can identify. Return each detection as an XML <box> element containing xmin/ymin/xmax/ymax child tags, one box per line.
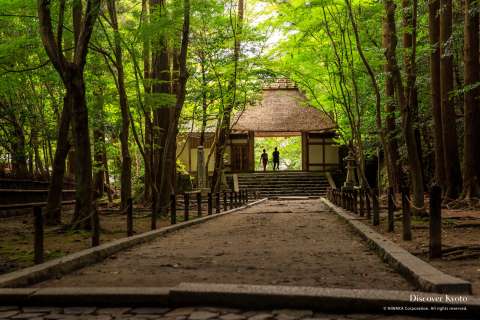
<box><xmin>255</xmin><ymin>137</ymin><xmax>302</xmax><ymax>171</ymax></box>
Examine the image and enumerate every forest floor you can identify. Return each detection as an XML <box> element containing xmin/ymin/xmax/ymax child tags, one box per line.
<box><xmin>0</xmin><ymin>203</ymin><xmax>190</xmax><ymax>275</ymax></box>
<box><xmin>35</xmin><ymin>199</ymin><xmax>412</xmax><ymax>291</ymax></box>
<box><xmin>363</xmin><ymin>202</ymin><xmax>480</xmax><ymax>295</ymax></box>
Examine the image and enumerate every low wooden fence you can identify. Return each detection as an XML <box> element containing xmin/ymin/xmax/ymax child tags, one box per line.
<box><xmin>0</xmin><ymin>189</ymin><xmax>76</xmax><ymax>207</ymax></box>
<box><xmin>6</xmin><ymin>188</ymin><xmax>256</xmax><ymax>266</ymax></box>
<box><xmin>0</xmin><ymin>178</ymin><xmax>75</xmax><ymax>190</ymax></box>
<box><xmin>326</xmin><ymin>185</ymin><xmax>443</xmax><ymax>259</ymax></box>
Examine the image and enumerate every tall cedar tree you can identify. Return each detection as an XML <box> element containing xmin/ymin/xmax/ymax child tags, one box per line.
<box><xmin>462</xmin><ymin>0</ymin><xmax>480</xmax><ymax>199</ymax></box>
<box><xmin>440</xmin><ymin>0</ymin><xmax>462</xmax><ymax>199</ymax></box>
<box><xmin>383</xmin><ymin>0</ymin><xmax>425</xmax><ymax>213</ymax></box>
<box><xmin>105</xmin><ymin>0</ymin><xmax>132</xmax><ymax>210</ymax></box>
<box><xmin>428</xmin><ymin>0</ymin><xmax>446</xmax><ymax>189</ymax></box>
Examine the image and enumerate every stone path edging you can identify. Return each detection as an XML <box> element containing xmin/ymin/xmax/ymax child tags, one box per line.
<box><xmin>0</xmin><ymin>283</ymin><xmax>478</xmax><ymax>318</ymax></box>
<box><xmin>320</xmin><ymin>198</ymin><xmax>472</xmax><ymax>295</ymax></box>
<box><xmin>170</xmin><ymin>283</ymin><xmax>480</xmax><ymax>317</ymax></box>
<box><xmin>0</xmin><ymin>198</ymin><xmax>268</xmax><ymax>288</ymax></box>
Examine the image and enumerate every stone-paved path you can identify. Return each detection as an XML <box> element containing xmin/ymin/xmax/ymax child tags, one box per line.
<box><xmin>38</xmin><ymin>199</ymin><xmax>411</xmax><ymax>290</ymax></box>
<box><xmin>0</xmin><ymin>305</ymin><xmax>453</xmax><ymax>320</ymax></box>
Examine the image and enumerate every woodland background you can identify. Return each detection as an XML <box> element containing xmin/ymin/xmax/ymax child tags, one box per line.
<box><xmin>0</xmin><ymin>0</ymin><xmax>479</xmax><ymax>228</ymax></box>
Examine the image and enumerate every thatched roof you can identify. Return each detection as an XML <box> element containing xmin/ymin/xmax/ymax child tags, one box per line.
<box><xmin>232</xmin><ymin>79</ymin><xmax>336</xmax><ymax>133</ymax></box>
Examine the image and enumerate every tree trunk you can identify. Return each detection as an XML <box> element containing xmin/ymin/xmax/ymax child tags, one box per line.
<box><xmin>38</xmin><ymin>0</ymin><xmax>101</xmax><ymax>228</ymax></box>
<box><xmin>142</xmin><ymin>0</ymin><xmax>153</xmax><ymax>204</ymax></box>
<box><xmin>70</xmin><ymin>69</ymin><xmax>93</xmax><ymax>229</ymax></box>
<box><xmin>402</xmin><ymin>0</ymin><xmax>424</xmax><ymax>188</ymax></box>
<box><xmin>211</xmin><ymin>0</ymin><xmax>244</xmax><ymax>192</ymax></box>
<box><xmin>92</xmin><ymin>89</ymin><xmax>106</xmax><ymax>199</ymax></box>
<box><xmin>428</xmin><ymin>0</ymin><xmax>445</xmax><ymax>189</ymax></box>
<box><xmin>440</xmin><ymin>0</ymin><xmax>462</xmax><ymax>199</ymax></box>
<box><xmin>462</xmin><ymin>0</ymin><xmax>480</xmax><ymax>199</ymax></box>
<box><xmin>383</xmin><ymin>46</ymin><xmax>402</xmax><ymax>193</ymax></box>
<box><xmin>32</xmin><ymin>128</ymin><xmax>45</xmax><ymax>177</ymax></box>
<box><xmin>107</xmin><ymin>0</ymin><xmax>132</xmax><ymax>209</ymax></box>
<box><xmin>200</xmin><ymin>51</ymin><xmax>208</xmax><ymax>147</ymax></box>
<box><xmin>150</xmin><ymin>0</ymin><xmax>173</xmax><ymax>214</ymax></box>
<box><xmin>11</xmin><ymin>121</ymin><xmax>28</xmax><ymax>178</ymax></box>
<box><xmin>383</xmin><ymin>0</ymin><xmax>425</xmax><ymax>214</ymax></box>
<box><xmin>45</xmin><ymin>94</ymin><xmax>72</xmax><ymax>225</ymax></box>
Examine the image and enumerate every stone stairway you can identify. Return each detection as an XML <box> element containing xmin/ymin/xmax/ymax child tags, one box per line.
<box><xmin>236</xmin><ymin>172</ymin><xmax>330</xmax><ymax>198</ymax></box>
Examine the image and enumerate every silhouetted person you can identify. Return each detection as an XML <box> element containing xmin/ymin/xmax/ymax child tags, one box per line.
<box><xmin>273</xmin><ymin>147</ymin><xmax>280</xmax><ymax>171</ymax></box>
<box><xmin>260</xmin><ymin>149</ymin><xmax>268</xmax><ymax>172</ymax></box>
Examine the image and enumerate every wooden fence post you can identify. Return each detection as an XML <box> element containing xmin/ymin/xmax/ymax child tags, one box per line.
<box><xmin>372</xmin><ymin>189</ymin><xmax>380</xmax><ymax>226</ymax></box>
<box><xmin>387</xmin><ymin>187</ymin><xmax>395</xmax><ymax>232</ymax></box>
<box><xmin>230</xmin><ymin>191</ymin><xmax>234</xmax><ymax>210</ymax></box>
<box><xmin>33</xmin><ymin>206</ymin><xmax>44</xmax><ymax>264</ymax></box>
<box><xmin>365</xmin><ymin>191</ymin><xmax>371</xmax><ymax>219</ymax></box>
<box><xmin>223</xmin><ymin>191</ymin><xmax>228</xmax><ymax>211</ymax></box>
<box><xmin>127</xmin><ymin>198</ymin><xmax>133</xmax><ymax>237</ymax></box>
<box><xmin>353</xmin><ymin>190</ymin><xmax>358</xmax><ymax>214</ymax></box>
<box><xmin>197</xmin><ymin>192</ymin><xmax>202</xmax><ymax>217</ymax></box>
<box><xmin>208</xmin><ymin>193</ymin><xmax>213</xmax><ymax>215</ymax></box>
<box><xmin>402</xmin><ymin>186</ymin><xmax>412</xmax><ymax>241</ymax></box>
<box><xmin>429</xmin><ymin>185</ymin><xmax>442</xmax><ymax>259</ymax></box>
<box><xmin>170</xmin><ymin>194</ymin><xmax>177</xmax><ymax>225</ymax></box>
<box><xmin>91</xmin><ymin>204</ymin><xmax>100</xmax><ymax>247</ymax></box>
<box><xmin>151</xmin><ymin>197</ymin><xmax>157</xmax><ymax>230</ymax></box>
<box><xmin>245</xmin><ymin>190</ymin><xmax>249</xmax><ymax>203</ymax></box>
<box><xmin>184</xmin><ymin>193</ymin><xmax>190</xmax><ymax>221</ymax></box>
<box><xmin>359</xmin><ymin>189</ymin><xmax>365</xmax><ymax>217</ymax></box>
<box><xmin>216</xmin><ymin>192</ymin><xmax>221</xmax><ymax>213</ymax></box>
<box><xmin>348</xmin><ymin>191</ymin><xmax>353</xmax><ymax>211</ymax></box>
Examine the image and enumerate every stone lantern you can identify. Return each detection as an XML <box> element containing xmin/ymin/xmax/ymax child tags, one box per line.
<box><xmin>342</xmin><ymin>151</ymin><xmax>357</xmax><ymax>190</ymax></box>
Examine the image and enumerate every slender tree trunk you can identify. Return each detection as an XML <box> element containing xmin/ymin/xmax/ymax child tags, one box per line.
<box><xmin>440</xmin><ymin>0</ymin><xmax>462</xmax><ymax>199</ymax></box>
<box><xmin>211</xmin><ymin>0</ymin><xmax>244</xmax><ymax>192</ymax></box>
<box><xmin>150</xmin><ymin>0</ymin><xmax>172</xmax><ymax>214</ymax></box>
<box><xmin>200</xmin><ymin>52</ymin><xmax>208</xmax><ymax>147</ymax></box>
<box><xmin>383</xmin><ymin>0</ymin><xmax>424</xmax><ymax>214</ymax></box>
<box><xmin>402</xmin><ymin>0</ymin><xmax>424</xmax><ymax>188</ymax></box>
<box><xmin>428</xmin><ymin>0</ymin><xmax>445</xmax><ymax>189</ymax></box>
<box><xmin>462</xmin><ymin>0</ymin><xmax>480</xmax><ymax>199</ymax></box>
<box><xmin>45</xmin><ymin>95</ymin><xmax>72</xmax><ymax>225</ymax></box>
<box><xmin>107</xmin><ymin>0</ymin><xmax>132</xmax><ymax>209</ymax></box>
<box><xmin>32</xmin><ymin>128</ymin><xmax>45</xmax><ymax>176</ymax></box>
<box><xmin>142</xmin><ymin>0</ymin><xmax>153</xmax><ymax>204</ymax></box>
<box><xmin>11</xmin><ymin>121</ymin><xmax>28</xmax><ymax>178</ymax></box>
<box><xmin>383</xmin><ymin>43</ymin><xmax>402</xmax><ymax>193</ymax></box>
<box><xmin>344</xmin><ymin>0</ymin><xmax>387</xmax><ymax>194</ymax></box>
<box><xmin>92</xmin><ymin>89</ymin><xmax>106</xmax><ymax>199</ymax></box>
<box><xmin>70</xmin><ymin>70</ymin><xmax>93</xmax><ymax>229</ymax></box>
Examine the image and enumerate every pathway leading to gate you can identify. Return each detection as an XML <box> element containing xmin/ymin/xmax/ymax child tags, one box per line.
<box><xmin>36</xmin><ymin>199</ymin><xmax>412</xmax><ymax>290</ymax></box>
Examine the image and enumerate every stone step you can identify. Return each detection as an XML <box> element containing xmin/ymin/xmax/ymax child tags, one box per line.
<box><xmin>238</xmin><ymin>178</ymin><xmax>328</xmax><ymax>182</ymax></box>
<box><xmin>238</xmin><ymin>179</ymin><xmax>328</xmax><ymax>183</ymax></box>
<box><xmin>236</xmin><ymin>172</ymin><xmax>330</xmax><ymax>197</ymax></box>
<box><xmin>244</xmin><ymin>187</ymin><xmax>328</xmax><ymax>192</ymax></box>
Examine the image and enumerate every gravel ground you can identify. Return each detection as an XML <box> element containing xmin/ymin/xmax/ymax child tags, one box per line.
<box><xmin>37</xmin><ymin>199</ymin><xmax>412</xmax><ymax>290</ymax></box>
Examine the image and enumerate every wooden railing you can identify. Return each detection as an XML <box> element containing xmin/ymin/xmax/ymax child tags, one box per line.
<box><xmin>326</xmin><ymin>185</ymin><xmax>443</xmax><ymax>259</ymax></box>
<box><xmin>8</xmin><ymin>188</ymin><xmax>257</xmax><ymax>266</ymax></box>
